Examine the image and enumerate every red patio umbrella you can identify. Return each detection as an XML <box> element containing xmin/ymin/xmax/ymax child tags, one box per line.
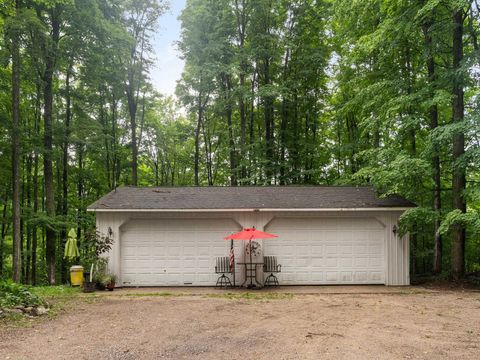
<box><xmin>225</xmin><ymin>228</ymin><xmax>278</xmax><ymax>287</ymax></box>
<box><xmin>224</xmin><ymin>228</ymin><xmax>278</xmax><ymax>241</ymax></box>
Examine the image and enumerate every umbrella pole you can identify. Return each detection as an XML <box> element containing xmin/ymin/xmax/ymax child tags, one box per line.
<box><xmin>249</xmin><ymin>237</ymin><xmax>253</xmax><ymax>287</ymax></box>
<box><xmin>231</xmin><ymin>239</ymin><xmax>235</xmax><ymax>287</ymax></box>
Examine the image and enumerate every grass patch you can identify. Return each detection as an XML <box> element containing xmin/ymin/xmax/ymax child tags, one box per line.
<box><xmin>0</xmin><ymin>311</ymin><xmax>29</xmax><ymax>327</ymax></box>
<box><xmin>1</xmin><ymin>284</ymin><xmax>100</xmax><ymax>327</ymax></box>
<box><xmin>30</xmin><ymin>285</ymin><xmax>82</xmax><ymax>299</ymax></box>
<box><xmin>33</xmin><ymin>286</ymin><xmax>100</xmax><ymax>317</ymax></box>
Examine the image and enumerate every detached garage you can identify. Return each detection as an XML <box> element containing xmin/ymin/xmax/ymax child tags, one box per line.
<box><xmin>87</xmin><ymin>186</ymin><xmax>415</xmax><ymax>287</ymax></box>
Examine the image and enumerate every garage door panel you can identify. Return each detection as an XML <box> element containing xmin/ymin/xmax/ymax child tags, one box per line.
<box><xmin>266</xmin><ymin>217</ymin><xmax>385</xmax><ymax>285</ymax></box>
<box><xmin>320</xmin><ymin>231</ymin><xmax>335</xmax><ymax>242</ymax></box>
<box><xmin>354</xmin><ymin>244</ymin><xmax>368</xmax><ymax>255</ymax></box>
<box><xmin>340</xmin><ymin>245</ymin><xmax>353</xmax><ymax>254</ymax></box>
<box><xmin>369</xmin><ymin>258</ymin><xmax>382</xmax><ymax>267</ymax></box>
<box><xmin>311</xmin><ymin>245</ymin><xmax>323</xmax><ymax>255</ymax></box>
<box><xmin>182</xmin><ymin>246</ymin><xmax>196</xmax><ymax>256</ymax></box>
<box><xmin>310</xmin><ymin>258</ymin><xmax>324</xmax><ymax>267</ymax></box>
<box><xmin>167</xmin><ymin>246</ymin><xmax>181</xmax><ymax>256</ymax></box>
<box><xmin>325</xmin><ymin>258</ymin><xmax>338</xmax><ymax>267</ymax></box>
<box><xmin>182</xmin><ymin>258</ymin><xmax>197</xmax><ymax>269</ymax></box>
<box><xmin>370</xmin><ymin>272</ymin><xmax>383</xmax><ymax>281</ymax></box>
<box><xmin>314</xmin><ymin>272</ymin><xmax>324</xmax><ymax>281</ymax></box>
<box><xmin>369</xmin><ymin>244</ymin><xmax>383</xmax><ymax>253</ymax></box>
<box><xmin>340</xmin><ymin>272</ymin><xmax>353</xmax><ymax>282</ymax></box>
<box><xmin>121</xmin><ymin>218</ymin><xmax>240</xmax><ymax>286</ymax></box>
<box><xmin>354</xmin><ymin>257</ymin><xmax>368</xmax><ymax>267</ymax></box>
<box><xmin>123</xmin><ymin>247</ymin><xmax>137</xmax><ymax>256</ymax></box>
<box><xmin>354</xmin><ymin>272</ymin><xmax>367</xmax><ymax>281</ymax></box>
<box><xmin>326</xmin><ymin>272</ymin><xmax>338</xmax><ymax>281</ymax></box>
<box><xmin>294</xmin><ymin>257</ymin><xmax>309</xmax><ymax>267</ymax></box>
<box><xmin>325</xmin><ymin>244</ymin><xmax>338</xmax><ymax>255</ymax></box>
<box><xmin>339</xmin><ymin>257</ymin><xmax>353</xmax><ymax>267</ymax></box>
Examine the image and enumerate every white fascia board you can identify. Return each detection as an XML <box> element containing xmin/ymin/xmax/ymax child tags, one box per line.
<box><xmin>87</xmin><ymin>207</ymin><xmax>412</xmax><ymax>213</ymax></box>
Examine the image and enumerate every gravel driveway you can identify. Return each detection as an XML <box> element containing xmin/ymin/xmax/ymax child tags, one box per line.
<box><xmin>1</xmin><ymin>287</ymin><xmax>479</xmax><ymax>360</ymax></box>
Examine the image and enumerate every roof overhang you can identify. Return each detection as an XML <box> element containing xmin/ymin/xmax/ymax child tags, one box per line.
<box><xmin>87</xmin><ymin>207</ymin><xmax>412</xmax><ymax>213</ymax></box>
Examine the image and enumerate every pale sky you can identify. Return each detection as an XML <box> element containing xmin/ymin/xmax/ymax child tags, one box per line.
<box><xmin>150</xmin><ymin>0</ymin><xmax>186</xmax><ymax>96</ymax></box>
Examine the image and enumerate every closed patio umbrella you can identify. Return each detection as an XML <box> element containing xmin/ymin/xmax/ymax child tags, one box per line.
<box><xmin>64</xmin><ymin>228</ymin><xmax>80</xmax><ymax>260</ymax></box>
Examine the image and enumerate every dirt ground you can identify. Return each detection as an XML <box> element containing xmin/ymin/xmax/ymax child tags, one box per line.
<box><xmin>1</xmin><ymin>287</ymin><xmax>479</xmax><ymax>360</ymax></box>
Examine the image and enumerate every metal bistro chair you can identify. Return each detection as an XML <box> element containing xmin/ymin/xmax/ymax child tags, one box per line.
<box><xmin>263</xmin><ymin>256</ymin><xmax>281</xmax><ymax>286</ymax></box>
<box><xmin>215</xmin><ymin>256</ymin><xmax>233</xmax><ymax>288</ymax></box>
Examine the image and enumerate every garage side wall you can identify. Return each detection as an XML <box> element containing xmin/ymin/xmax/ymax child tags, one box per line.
<box><xmin>384</xmin><ymin>212</ymin><xmax>410</xmax><ymax>286</ymax></box>
<box><xmin>96</xmin><ymin>212</ymin><xmax>129</xmax><ymax>277</ymax></box>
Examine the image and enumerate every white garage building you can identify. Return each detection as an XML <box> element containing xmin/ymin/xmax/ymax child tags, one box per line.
<box><xmin>88</xmin><ymin>186</ymin><xmax>415</xmax><ymax>287</ymax></box>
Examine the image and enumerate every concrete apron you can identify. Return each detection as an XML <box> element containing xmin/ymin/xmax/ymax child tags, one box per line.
<box><xmin>95</xmin><ymin>285</ymin><xmax>434</xmax><ymax>296</ymax></box>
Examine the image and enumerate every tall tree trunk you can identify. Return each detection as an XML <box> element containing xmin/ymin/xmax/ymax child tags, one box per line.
<box><xmin>402</xmin><ymin>44</ymin><xmax>420</xmax><ymax>273</ymax></box>
<box><xmin>0</xmin><ymin>200</ymin><xmax>7</xmax><ymax>277</ymax></box>
<box><xmin>249</xmin><ymin>71</ymin><xmax>256</xmax><ymax>184</ymax></box>
<box><xmin>21</xmin><ymin>158</ymin><xmax>26</xmax><ymax>281</ymax></box>
<box><xmin>43</xmin><ymin>12</ymin><xmax>60</xmax><ymax>284</ymax></box>
<box><xmin>31</xmin><ymin>82</ymin><xmax>41</xmax><ymax>285</ymax></box>
<box><xmin>202</xmin><ymin>119</ymin><xmax>214</xmax><ymax>186</ymax></box>
<box><xmin>451</xmin><ymin>8</ymin><xmax>466</xmax><ymax>280</ymax></box>
<box><xmin>292</xmin><ymin>94</ymin><xmax>300</xmax><ymax>183</ymax></box>
<box><xmin>404</xmin><ymin>45</ymin><xmax>416</xmax><ymax>155</ymax></box>
<box><xmin>194</xmin><ymin>92</ymin><xmax>202</xmax><ymax>186</ymax></box>
<box><xmin>76</xmin><ymin>144</ymin><xmax>84</xmax><ymax>244</ymax></box>
<box><xmin>279</xmin><ymin>97</ymin><xmax>288</xmax><ymax>185</ymax></box>
<box><xmin>234</xmin><ymin>0</ymin><xmax>247</xmax><ymax>182</ymax></box>
<box><xmin>99</xmin><ymin>95</ymin><xmax>111</xmax><ymax>189</ymax></box>
<box><xmin>111</xmin><ymin>96</ymin><xmax>118</xmax><ymax>189</ymax></box>
<box><xmin>346</xmin><ymin>112</ymin><xmax>358</xmax><ymax>174</ymax></box>
<box><xmin>60</xmin><ymin>63</ymin><xmax>72</xmax><ymax>284</ymax></box>
<box><xmin>223</xmin><ymin>74</ymin><xmax>237</xmax><ymax>186</ymax></box>
<box><xmin>263</xmin><ymin>58</ymin><xmax>274</xmax><ymax>182</ymax></box>
<box><xmin>279</xmin><ymin>48</ymin><xmax>290</xmax><ymax>185</ymax></box>
<box><xmin>25</xmin><ymin>153</ymin><xmax>32</xmax><ymax>284</ymax></box>
<box><xmin>423</xmin><ymin>20</ymin><xmax>443</xmax><ymax>274</ymax></box>
<box><xmin>11</xmin><ymin>0</ymin><xmax>22</xmax><ymax>282</ymax></box>
<box><xmin>126</xmin><ymin>88</ymin><xmax>138</xmax><ymax>186</ymax></box>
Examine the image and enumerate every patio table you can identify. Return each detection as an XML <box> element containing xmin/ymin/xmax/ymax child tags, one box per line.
<box><xmin>237</xmin><ymin>262</ymin><xmax>264</xmax><ymax>288</ymax></box>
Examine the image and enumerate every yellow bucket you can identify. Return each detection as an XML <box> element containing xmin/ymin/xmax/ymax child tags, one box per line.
<box><xmin>70</xmin><ymin>265</ymin><xmax>84</xmax><ymax>286</ymax></box>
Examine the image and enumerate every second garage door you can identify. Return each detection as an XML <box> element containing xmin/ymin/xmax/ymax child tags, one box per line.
<box><xmin>265</xmin><ymin>217</ymin><xmax>386</xmax><ymax>284</ymax></box>
<box><xmin>120</xmin><ymin>218</ymin><xmax>240</xmax><ymax>286</ymax></box>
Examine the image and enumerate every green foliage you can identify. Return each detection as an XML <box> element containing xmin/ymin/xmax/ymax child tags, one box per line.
<box><xmin>80</xmin><ymin>230</ymin><xmax>113</xmax><ymax>269</ymax></box>
<box><xmin>438</xmin><ymin>210</ymin><xmax>480</xmax><ymax>236</ymax></box>
<box><xmin>352</xmin><ymin>151</ymin><xmax>432</xmax><ymax>196</ymax></box>
<box><xmin>93</xmin><ymin>272</ymin><xmax>116</xmax><ymax>286</ymax></box>
<box><xmin>399</xmin><ymin>207</ymin><xmax>439</xmax><ymax>237</ymax></box>
<box><xmin>0</xmin><ymin>281</ymin><xmax>43</xmax><ymax>308</ymax></box>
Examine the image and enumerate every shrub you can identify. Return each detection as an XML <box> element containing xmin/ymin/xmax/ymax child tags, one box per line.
<box><xmin>0</xmin><ymin>281</ymin><xmax>44</xmax><ymax>308</ymax></box>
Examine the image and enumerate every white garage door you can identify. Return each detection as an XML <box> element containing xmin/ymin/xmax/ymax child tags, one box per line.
<box><xmin>265</xmin><ymin>217</ymin><xmax>386</xmax><ymax>284</ymax></box>
<box><xmin>121</xmin><ymin>218</ymin><xmax>240</xmax><ymax>286</ymax></box>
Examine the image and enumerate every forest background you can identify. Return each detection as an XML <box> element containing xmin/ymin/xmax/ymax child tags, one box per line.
<box><xmin>0</xmin><ymin>0</ymin><xmax>479</xmax><ymax>285</ymax></box>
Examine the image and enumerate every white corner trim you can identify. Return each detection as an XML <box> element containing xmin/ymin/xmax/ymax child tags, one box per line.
<box><xmin>87</xmin><ymin>207</ymin><xmax>412</xmax><ymax>213</ymax></box>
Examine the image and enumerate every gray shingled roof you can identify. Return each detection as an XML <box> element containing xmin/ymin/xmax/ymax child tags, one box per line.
<box><xmin>88</xmin><ymin>186</ymin><xmax>415</xmax><ymax>210</ymax></box>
